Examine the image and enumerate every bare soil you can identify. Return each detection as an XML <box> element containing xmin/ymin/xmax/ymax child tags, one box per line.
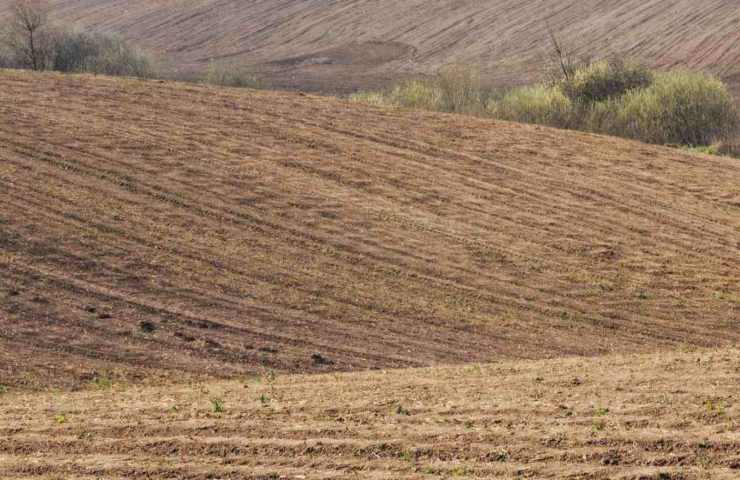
<box><xmin>0</xmin><ymin>347</ymin><xmax>738</xmax><ymax>479</ymax></box>
<box><xmin>8</xmin><ymin>0</ymin><xmax>739</xmax><ymax>94</ymax></box>
<box><xmin>0</xmin><ymin>71</ymin><xmax>738</xmax><ymax>390</ymax></box>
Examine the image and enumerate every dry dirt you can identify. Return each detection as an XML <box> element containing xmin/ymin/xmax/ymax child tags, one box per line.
<box><xmin>0</xmin><ymin>70</ymin><xmax>738</xmax><ymax>390</ymax></box>
<box><xmin>0</xmin><ymin>0</ymin><xmax>738</xmax><ymax>93</ymax></box>
<box><xmin>0</xmin><ymin>347</ymin><xmax>738</xmax><ymax>479</ymax></box>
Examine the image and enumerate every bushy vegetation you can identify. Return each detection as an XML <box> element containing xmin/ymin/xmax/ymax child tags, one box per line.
<box><xmin>52</xmin><ymin>30</ymin><xmax>156</xmax><ymax>77</ymax></box>
<box><xmin>614</xmin><ymin>71</ymin><xmax>737</xmax><ymax>145</ymax></box>
<box><xmin>558</xmin><ymin>59</ymin><xmax>653</xmax><ymax>104</ymax></box>
<box><xmin>488</xmin><ymin>85</ymin><xmax>572</xmax><ymax>127</ymax></box>
<box><xmin>350</xmin><ymin>65</ymin><xmax>493</xmax><ymax>115</ymax></box>
<box><xmin>1</xmin><ymin>1</ymin><xmax>156</xmax><ymax>77</ymax></box>
<box><xmin>351</xmin><ymin>59</ymin><xmax>738</xmax><ymax>151</ymax></box>
<box><xmin>434</xmin><ymin>64</ymin><xmax>488</xmax><ymax>114</ymax></box>
<box><xmin>202</xmin><ymin>60</ymin><xmax>261</xmax><ymax>88</ymax></box>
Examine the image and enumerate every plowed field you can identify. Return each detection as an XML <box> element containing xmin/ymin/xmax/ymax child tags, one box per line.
<box><xmin>1</xmin><ymin>71</ymin><xmax>738</xmax><ymax>389</ymax></box>
<box><xmin>1</xmin><ymin>348</ymin><xmax>738</xmax><ymax>479</ymax></box>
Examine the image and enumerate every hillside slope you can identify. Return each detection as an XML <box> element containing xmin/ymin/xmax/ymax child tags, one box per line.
<box><xmin>5</xmin><ymin>0</ymin><xmax>739</xmax><ymax>93</ymax></box>
<box><xmin>1</xmin><ymin>348</ymin><xmax>738</xmax><ymax>479</ymax></box>
<box><xmin>0</xmin><ymin>71</ymin><xmax>739</xmax><ymax>389</ymax></box>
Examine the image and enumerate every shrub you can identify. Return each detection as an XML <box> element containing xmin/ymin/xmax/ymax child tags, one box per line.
<box><xmin>559</xmin><ymin>59</ymin><xmax>653</xmax><ymax>104</ymax></box>
<box><xmin>202</xmin><ymin>61</ymin><xmax>261</xmax><ymax>88</ymax></box>
<box><xmin>348</xmin><ymin>90</ymin><xmax>390</xmax><ymax>107</ymax></box>
<box><xmin>435</xmin><ymin>64</ymin><xmax>486</xmax><ymax>114</ymax></box>
<box><xmin>387</xmin><ymin>79</ymin><xmax>443</xmax><ymax>110</ymax></box>
<box><xmin>349</xmin><ymin>64</ymin><xmax>488</xmax><ymax>114</ymax></box>
<box><xmin>51</xmin><ymin>29</ymin><xmax>99</xmax><ymax>72</ymax></box>
<box><xmin>716</xmin><ymin>138</ymin><xmax>740</xmax><ymax>158</ymax></box>
<box><xmin>79</xmin><ymin>34</ymin><xmax>155</xmax><ymax>77</ymax></box>
<box><xmin>615</xmin><ymin>71</ymin><xmax>738</xmax><ymax>145</ymax></box>
<box><xmin>51</xmin><ymin>31</ymin><xmax>156</xmax><ymax>77</ymax></box>
<box><xmin>210</xmin><ymin>397</ymin><xmax>224</xmax><ymax>413</ymax></box>
<box><xmin>488</xmin><ymin>85</ymin><xmax>572</xmax><ymax>128</ymax></box>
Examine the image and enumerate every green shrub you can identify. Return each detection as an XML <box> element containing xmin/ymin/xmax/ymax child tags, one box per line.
<box><xmin>348</xmin><ymin>90</ymin><xmax>391</xmax><ymax>107</ymax></box>
<box><xmin>387</xmin><ymin>79</ymin><xmax>443</xmax><ymax>110</ymax></box>
<box><xmin>615</xmin><ymin>71</ymin><xmax>738</xmax><ymax>145</ymax></box>
<box><xmin>349</xmin><ymin>64</ymin><xmax>488</xmax><ymax>114</ymax></box>
<box><xmin>488</xmin><ymin>85</ymin><xmax>572</xmax><ymax>127</ymax></box>
<box><xmin>202</xmin><ymin>61</ymin><xmax>261</xmax><ymax>88</ymax></box>
<box><xmin>210</xmin><ymin>397</ymin><xmax>224</xmax><ymax>413</ymax></box>
<box><xmin>559</xmin><ymin>59</ymin><xmax>653</xmax><ymax>104</ymax></box>
<box><xmin>580</xmin><ymin>97</ymin><xmax>623</xmax><ymax>133</ymax></box>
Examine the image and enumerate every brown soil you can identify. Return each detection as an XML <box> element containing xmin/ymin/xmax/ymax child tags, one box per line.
<box><xmin>0</xmin><ymin>348</ymin><xmax>738</xmax><ymax>479</ymax></box>
<box><xmin>0</xmin><ymin>71</ymin><xmax>738</xmax><ymax>390</ymax></box>
<box><xmin>10</xmin><ymin>0</ymin><xmax>739</xmax><ymax>93</ymax></box>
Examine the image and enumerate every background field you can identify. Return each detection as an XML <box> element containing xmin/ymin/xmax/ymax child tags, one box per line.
<box><xmin>1</xmin><ymin>0</ymin><xmax>738</xmax><ymax>95</ymax></box>
<box><xmin>1</xmin><ymin>71</ymin><xmax>738</xmax><ymax>389</ymax></box>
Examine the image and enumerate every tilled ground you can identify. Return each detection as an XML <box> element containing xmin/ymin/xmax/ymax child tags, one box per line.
<box><xmin>0</xmin><ymin>71</ymin><xmax>739</xmax><ymax>388</ymax></box>
<box><xmin>1</xmin><ymin>348</ymin><xmax>738</xmax><ymax>479</ymax></box>
<box><xmin>17</xmin><ymin>0</ymin><xmax>740</xmax><ymax>94</ymax></box>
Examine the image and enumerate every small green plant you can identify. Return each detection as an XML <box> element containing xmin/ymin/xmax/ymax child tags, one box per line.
<box><xmin>210</xmin><ymin>397</ymin><xmax>224</xmax><ymax>413</ymax></box>
<box><xmin>259</xmin><ymin>393</ymin><xmax>271</xmax><ymax>407</ymax></box>
<box><xmin>594</xmin><ymin>407</ymin><xmax>610</xmax><ymax>417</ymax></box>
<box><xmin>0</xmin><ymin>384</ymin><xmax>8</xmax><ymax>394</ymax></box>
<box><xmin>704</xmin><ymin>399</ymin><xmax>726</xmax><ymax>416</ymax></box>
<box><xmin>449</xmin><ymin>465</ymin><xmax>474</xmax><ymax>476</ymax></box>
<box><xmin>399</xmin><ymin>449</ymin><xmax>414</xmax><ymax>462</ymax></box>
<box><xmin>492</xmin><ymin>449</ymin><xmax>509</xmax><ymax>462</ymax></box>
<box><xmin>54</xmin><ymin>413</ymin><xmax>67</xmax><ymax>424</ymax></box>
<box><xmin>92</xmin><ymin>373</ymin><xmax>112</xmax><ymax>390</ymax></box>
<box><xmin>260</xmin><ymin>368</ymin><xmax>280</xmax><ymax>402</ymax></box>
<box><xmin>263</xmin><ymin>369</ymin><xmax>277</xmax><ymax>384</ymax></box>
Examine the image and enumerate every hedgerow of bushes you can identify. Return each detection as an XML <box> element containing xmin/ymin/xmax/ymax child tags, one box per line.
<box><xmin>350</xmin><ymin>60</ymin><xmax>739</xmax><ymax>152</ymax></box>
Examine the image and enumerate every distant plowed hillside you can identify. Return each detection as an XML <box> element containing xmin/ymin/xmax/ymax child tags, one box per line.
<box><xmin>1</xmin><ymin>0</ymin><xmax>739</xmax><ymax>92</ymax></box>
<box><xmin>0</xmin><ymin>71</ymin><xmax>738</xmax><ymax>389</ymax></box>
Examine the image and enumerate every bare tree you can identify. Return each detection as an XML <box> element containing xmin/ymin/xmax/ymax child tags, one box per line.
<box><xmin>4</xmin><ymin>0</ymin><xmax>53</xmax><ymax>70</ymax></box>
<box><xmin>545</xmin><ymin>24</ymin><xmax>588</xmax><ymax>84</ymax></box>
